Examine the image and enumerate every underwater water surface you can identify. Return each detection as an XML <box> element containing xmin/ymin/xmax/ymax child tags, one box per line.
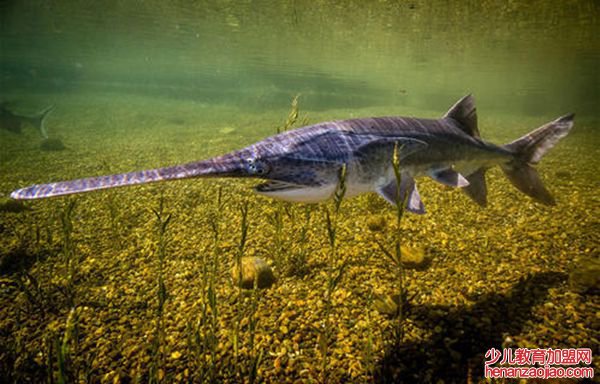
<box><xmin>1</xmin><ymin>1</ymin><xmax>599</xmax><ymax>383</ymax></box>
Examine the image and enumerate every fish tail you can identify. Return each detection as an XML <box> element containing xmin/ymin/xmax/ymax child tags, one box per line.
<box><xmin>27</xmin><ymin>105</ymin><xmax>55</xmax><ymax>139</ymax></box>
<box><xmin>500</xmin><ymin>114</ymin><xmax>574</xmax><ymax>205</ymax></box>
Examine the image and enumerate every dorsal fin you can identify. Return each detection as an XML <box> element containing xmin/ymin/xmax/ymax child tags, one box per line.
<box><xmin>444</xmin><ymin>94</ymin><xmax>479</xmax><ymax>138</ymax></box>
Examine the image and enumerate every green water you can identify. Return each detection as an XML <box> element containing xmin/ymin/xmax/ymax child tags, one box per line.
<box><xmin>1</xmin><ymin>1</ymin><xmax>599</xmax><ymax>115</ymax></box>
<box><xmin>1</xmin><ymin>1</ymin><xmax>598</xmax><ymax>383</ymax></box>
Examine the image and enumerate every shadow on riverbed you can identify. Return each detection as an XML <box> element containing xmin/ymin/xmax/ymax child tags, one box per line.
<box><xmin>375</xmin><ymin>271</ymin><xmax>568</xmax><ymax>384</ymax></box>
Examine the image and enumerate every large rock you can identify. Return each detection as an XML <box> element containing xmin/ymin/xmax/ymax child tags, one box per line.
<box><xmin>569</xmin><ymin>255</ymin><xmax>600</xmax><ymax>294</ymax></box>
<box><xmin>400</xmin><ymin>245</ymin><xmax>430</xmax><ymax>270</ymax></box>
<box><xmin>366</xmin><ymin>215</ymin><xmax>386</xmax><ymax>232</ymax></box>
<box><xmin>373</xmin><ymin>293</ymin><xmax>401</xmax><ymax>316</ymax></box>
<box><xmin>231</xmin><ymin>257</ymin><xmax>276</xmax><ymax>289</ymax></box>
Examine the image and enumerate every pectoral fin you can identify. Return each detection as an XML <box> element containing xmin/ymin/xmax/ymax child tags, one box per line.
<box><xmin>428</xmin><ymin>167</ymin><xmax>469</xmax><ymax>187</ymax></box>
<box><xmin>377</xmin><ymin>175</ymin><xmax>425</xmax><ymax>214</ymax></box>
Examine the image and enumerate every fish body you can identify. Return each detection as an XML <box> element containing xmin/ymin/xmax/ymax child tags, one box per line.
<box><xmin>0</xmin><ymin>102</ymin><xmax>54</xmax><ymax>139</ymax></box>
<box><xmin>10</xmin><ymin>95</ymin><xmax>574</xmax><ymax>213</ymax></box>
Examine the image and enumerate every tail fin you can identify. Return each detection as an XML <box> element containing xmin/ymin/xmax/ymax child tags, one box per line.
<box><xmin>501</xmin><ymin>114</ymin><xmax>574</xmax><ymax>205</ymax></box>
<box><xmin>26</xmin><ymin>105</ymin><xmax>54</xmax><ymax>139</ymax></box>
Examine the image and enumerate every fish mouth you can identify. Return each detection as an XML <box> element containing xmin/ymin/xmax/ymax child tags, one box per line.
<box><xmin>254</xmin><ymin>180</ymin><xmax>303</xmax><ymax>192</ymax></box>
<box><xmin>254</xmin><ymin>179</ymin><xmax>336</xmax><ymax>203</ymax></box>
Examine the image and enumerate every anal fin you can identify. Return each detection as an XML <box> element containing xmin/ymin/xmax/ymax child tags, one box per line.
<box><xmin>462</xmin><ymin>168</ymin><xmax>487</xmax><ymax>207</ymax></box>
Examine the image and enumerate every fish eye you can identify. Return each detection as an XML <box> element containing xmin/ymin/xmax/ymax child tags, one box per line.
<box><xmin>245</xmin><ymin>158</ymin><xmax>270</xmax><ymax>175</ymax></box>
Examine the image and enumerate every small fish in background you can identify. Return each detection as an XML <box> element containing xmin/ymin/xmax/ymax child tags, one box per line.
<box><xmin>10</xmin><ymin>95</ymin><xmax>574</xmax><ymax>213</ymax></box>
<box><xmin>0</xmin><ymin>102</ymin><xmax>54</xmax><ymax>139</ymax></box>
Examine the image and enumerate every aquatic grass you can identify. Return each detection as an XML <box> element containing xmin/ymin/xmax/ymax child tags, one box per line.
<box><xmin>232</xmin><ymin>200</ymin><xmax>249</xmax><ymax>379</ymax></box>
<box><xmin>185</xmin><ymin>245</ymin><xmax>217</xmax><ymax>380</ymax></box>
<box><xmin>268</xmin><ymin>94</ymin><xmax>307</xmax><ymax>275</ymax></box>
<box><xmin>105</xmin><ymin>191</ymin><xmax>123</xmax><ymax>250</ymax></box>
<box><xmin>45</xmin><ymin>334</ymin><xmax>53</xmax><ymax>384</ymax></box>
<box><xmin>266</xmin><ymin>202</ymin><xmax>285</xmax><ymax>273</ymax></box>
<box><xmin>246</xmin><ymin>285</ymin><xmax>264</xmax><ymax>384</ymax></box>
<box><xmin>246</xmin><ymin>258</ymin><xmax>266</xmax><ymax>383</ymax></box>
<box><xmin>149</xmin><ymin>195</ymin><xmax>172</xmax><ymax>384</ymax></box>
<box><xmin>284</xmin><ymin>205</ymin><xmax>313</xmax><ymax>277</ymax></box>
<box><xmin>48</xmin><ymin>306</ymin><xmax>79</xmax><ymax>384</ymax></box>
<box><xmin>13</xmin><ymin>270</ymin><xmax>51</xmax><ymax>315</ymax></box>
<box><xmin>100</xmin><ymin>160</ymin><xmax>124</xmax><ymax>250</ymax></box>
<box><xmin>13</xmin><ymin>212</ymin><xmax>44</xmax><ymax>254</ymax></box>
<box><xmin>58</xmin><ymin>200</ymin><xmax>78</xmax><ymax>308</ymax></box>
<box><xmin>278</xmin><ymin>94</ymin><xmax>300</xmax><ymax>134</ymax></box>
<box><xmin>185</xmin><ymin>320</ymin><xmax>203</xmax><ymax>381</ymax></box>
<box><xmin>186</xmin><ymin>186</ymin><xmax>225</xmax><ymax>382</ymax></box>
<box><xmin>390</xmin><ymin>142</ymin><xmax>408</xmax><ymax>342</ymax></box>
<box><xmin>229</xmin><ymin>201</ymin><xmax>265</xmax><ymax>383</ymax></box>
<box><xmin>318</xmin><ymin>163</ymin><xmax>349</xmax><ymax>382</ymax></box>
<box><xmin>5</xmin><ymin>213</ymin><xmax>60</xmax><ymax>315</ymax></box>
<box><xmin>205</xmin><ymin>187</ymin><xmax>225</xmax><ymax>383</ymax></box>
<box><xmin>362</xmin><ymin>291</ymin><xmax>376</xmax><ymax>380</ymax></box>
<box><xmin>205</xmin><ymin>283</ymin><xmax>219</xmax><ymax>382</ymax></box>
<box><xmin>374</xmin><ymin>142</ymin><xmax>409</xmax><ymax>342</ymax></box>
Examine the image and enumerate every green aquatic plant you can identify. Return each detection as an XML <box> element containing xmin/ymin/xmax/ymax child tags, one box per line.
<box><xmin>391</xmin><ymin>142</ymin><xmax>408</xmax><ymax>341</ymax></box>
<box><xmin>284</xmin><ymin>205</ymin><xmax>313</xmax><ymax>277</ymax></box>
<box><xmin>105</xmin><ymin>191</ymin><xmax>123</xmax><ymax>250</ymax></box>
<box><xmin>14</xmin><ymin>269</ymin><xmax>48</xmax><ymax>314</ymax></box>
<box><xmin>149</xmin><ymin>195</ymin><xmax>172</xmax><ymax>384</ymax></box>
<box><xmin>51</xmin><ymin>307</ymin><xmax>79</xmax><ymax>384</ymax></box>
<box><xmin>186</xmin><ymin>189</ymin><xmax>221</xmax><ymax>381</ymax></box>
<box><xmin>246</xmin><ymin>281</ymin><xmax>264</xmax><ymax>384</ymax></box>
<box><xmin>185</xmin><ymin>319</ymin><xmax>204</xmax><ymax>381</ymax></box>
<box><xmin>246</xmin><ymin>265</ymin><xmax>265</xmax><ymax>383</ymax></box>
<box><xmin>100</xmin><ymin>160</ymin><xmax>124</xmax><ymax>250</ymax></box>
<box><xmin>318</xmin><ymin>163</ymin><xmax>349</xmax><ymax>382</ymax></box>
<box><xmin>45</xmin><ymin>334</ymin><xmax>53</xmax><ymax>384</ymax></box>
<box><xmin>186</xmin><ymin>186</ymin><xmax>225</xmax><ymax>382</ymax></box>
<box><xmin>205</xmin><ymin>283</ymin><xmax>219</xmax><ymax>382</ymax></box>
<box><xmin>228</xmin><ymin>201</ymin><xmax>265</xmax><ymax>383</ymax></box>
<box><xmin>236</xmin><ymin>201</ymin><xmax>250</xmax><ymax>272</ymax></box>
<box><xmin>278</xmin><ymin>94</ymin><xmax>300</xmax><ymax>134</ymax></box>
<box><xmin>374</xmin><ymin>142</ymin><xmax>409</xmax><ymax>342</ymax></box>
<box><xmin>245</xmin><ymin>238</ymin><xmax>265</xmax><ymax>383</ymax></box>
<box><xmin>58</xmin><ymin>200</ymin><xmax>78</xmax><ymax>308</ymax></box>
<box><xmin>267</xmin><ymin>202</ymin><xmax>285</xmax><ymax>273</ymax></box>
<box><xmin>362</xmin><ymin>291</ymin><xmax>376</xmax><ymax>379</ymax></box>
<box><xmin>232</xmin><ymin>200</ymin><xmax>249</xmax><ymax>378</ymax></box>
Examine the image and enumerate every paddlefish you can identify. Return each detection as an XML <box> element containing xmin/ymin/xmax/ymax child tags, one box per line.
<box><xmin>1</xmin><ymin>102</ymin><xmax>54</xmax><ymax>139</ymax></box>
<box><xmin>10</xmin><ymin>95</ymin><xmax>574</xmax><ymax>213</ymax></box>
